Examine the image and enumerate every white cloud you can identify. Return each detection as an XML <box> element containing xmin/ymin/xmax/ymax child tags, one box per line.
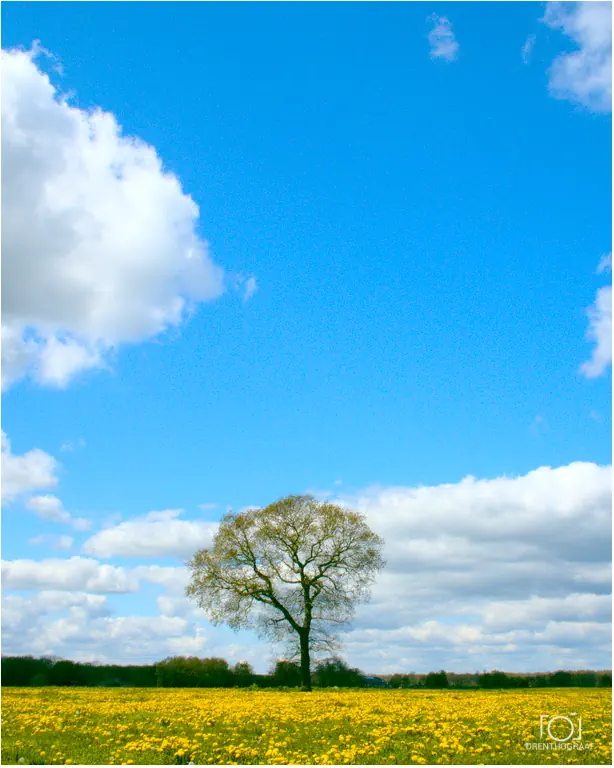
<box><xmin>0</xmin><ymin>604</ymin><xmax>260</xmax><ymax>665</ymax></box>
<box><xmin>243</xmin><ymin>276</ymin><xmax>258</xmax><ymax>302</ymax></box>
<box><xmin>133</xmin><ymin>565</ymin><xmax>207</xmax><ymax>620</ymax></box>
<box><xmin>25</xmin><ymin>494</ymin><xmax>70</xmax><ymax>523</ymax></box>
<box><xmin>132</xmin><ymin>564</ymin><xmax>191</xmax><ymax>593</ymax></box>
<box><xmin>1</xmin><ymin>591</ymin><xmax>112</xmax><ymax>655</ymax></box>
<box><xmin>72</xmin><ymin>517</ymin><xmax>92</xmax><ymax>532</ymax></box>
<box><xmin>521</xmin><ymin>34</ymin><xmax>537</xmax><ymax>64</ymax></box>
<box><xmin>427</xmin><ymin>15</ymin><xmax>459</xmax><ymax>62</ymax></box>
<box><xmin>83</xmin><ymin>509</ymin><xmax>216</xmax><ymax>558</ymax></box>
<box><xmin>1</xmin><ymin>432</ymin><xmax>59</xmax><ymax>504</ymax></box>
<box><xmin>480</xmin><ymin>593</ymin><xmax>611</xmax><ymax>632</ymax></box>
<box><xmin>3</xmin><ymin>462</ymin><xmax>611</xmax><ymax>671</ymax></box>
<box><xmin>24</xmin><ymin>493</ymin><xmax>92</xmax><ymax>530</ymax></box>
<box><xmin>1</xmin><ymin>556</ymin><xmax>139</xmax><ymax>593</ymax></box>
<box><xmin>60</xmin><ymin>439</ymin><xmax>85</xmax><ymax>454</ymax></box>
<box><xmin>598</xmin><ymin>252</ymin><xmax>613</xmax><ymax>274</ymax></box>
<box><xmin>580</xmin><ymin>255</ymin><xmax>612</xmax><ymax>378</ymax></box>
<box><xmin>1</xmin><ymin>44</ymin><xmax>226</xmax><ymax>389</ymax></box>
<box><xmin>28</xmin><ymin>533</ymin><xmax>74</xmax><ymax>550</ymax></box>
<box><xmin>336</xmin><ymin>461</ymin><xmax>611</xmax><ymax>672</ymax></box>
<box><xmin>542</xmin><ymin>1</ymin><xmax>612</xmax><ymax>112</ymax></box>
<box><xmin>157</xmin><ymin>595</ymin><xmax>193</xmax><ymax>619</ymax></box>
<box><xmin>342</xmin><ymin>462</ymin><xmax>610</xmax><ymax>563</ymax></box>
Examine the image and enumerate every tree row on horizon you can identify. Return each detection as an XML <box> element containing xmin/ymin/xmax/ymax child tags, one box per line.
<box><xmin>1</xmin><ymin>655</ymin><xmax>611</xmax><ymax>690</ymax></box>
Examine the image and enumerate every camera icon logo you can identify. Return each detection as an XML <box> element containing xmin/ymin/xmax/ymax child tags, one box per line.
<box><xmin>540</xmin><ymin>713</ymin><xmax>582</xmax><ymax>743</ymax></box>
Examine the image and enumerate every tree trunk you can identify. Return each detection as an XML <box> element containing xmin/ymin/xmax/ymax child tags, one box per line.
<box><xmin>299</xmin><ymin>629</ymin><xmax>311</xmax><ymax>691</ymax></box>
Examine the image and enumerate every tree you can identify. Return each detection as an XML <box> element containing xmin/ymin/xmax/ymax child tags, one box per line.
<box><xmin>201</xmin><ymin>657</ymin><xmax>233</xmax><ymax>687</ymax></box>
<box><xmin>186</xmin><ymin>494</ymin><xmax>385</xmax><ymax>691</ymax></box>
<box><xmin>233</xmin><ymin>661</ymin><xmax>254</xmax><ymax>687</ymax></box>
<box><xmin>271</xmin><ymin>660</ymin><xmax>302</xmax><ymax>687</ymax></box>
<box><xmin>549</xmin><ymin>670</ymin><xmax>573</xmax><ymax>687</ymax></box>
<box><xmin>155</xmin><ymin>656</ymin><xmax>202</xmax><ymax>687</ymax></box>
<box><xmin>154</xmin><ymin>656</ymin><xmax>232</xmax><ymax>687</ymax></box>
<box><xmin>478</xmin><ymin>671</ymin><xmax>509</xmax><ymax>689</ymax></box>
<box><xmin>312</xmin><ymin>657</ymin><xmax>363</xmax><ymax>688</ymax></box>
<box><xmin>425</xmin><ymin>670</ymin><xmax>449</xmax><ymax>689</ymax></box>
<box><xmin>575</xmin><ymin>672</ymin><xmax>597</xmax><ymax>687</ymax></box>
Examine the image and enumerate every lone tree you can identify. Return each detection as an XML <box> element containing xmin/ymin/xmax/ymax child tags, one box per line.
<box><xmin>186</xmin><ymin>494</ymin><xmax>385</xmax><ymax>691</ymax></box>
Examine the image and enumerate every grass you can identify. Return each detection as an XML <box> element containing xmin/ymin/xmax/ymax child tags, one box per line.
<box><xmin>1</xmin><ymin>686</ymin><xmax>611</xmax><ymax>765</ymax></box>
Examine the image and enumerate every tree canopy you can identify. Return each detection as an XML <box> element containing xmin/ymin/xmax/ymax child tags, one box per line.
<box><xmin>186</xmin><ymin>494</ymin><xmax>385</xmax><ymax>690</ymax></box>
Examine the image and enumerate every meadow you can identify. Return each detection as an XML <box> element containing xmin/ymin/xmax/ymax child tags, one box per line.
<box><xmin>1</xmin><ymin>687</ymin><xmax>611</xmax><ymax>766</ymax></box>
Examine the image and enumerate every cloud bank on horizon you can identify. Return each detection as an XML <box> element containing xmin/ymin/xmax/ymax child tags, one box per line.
<box><xmin>2</xmin><ymin>440</ymin><xmax>611</xmax><ymax>672</ymax></box>
<box><xmin>1</xmin><ymin>1</ymin><xmax>611</xmax><ymax>674</ymax></box>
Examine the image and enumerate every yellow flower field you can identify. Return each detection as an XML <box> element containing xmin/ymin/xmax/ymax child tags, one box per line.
<box><xmin>1</xmin><ymin>687</ymin><xmax>611</xmax><ymax>765</ymax></box>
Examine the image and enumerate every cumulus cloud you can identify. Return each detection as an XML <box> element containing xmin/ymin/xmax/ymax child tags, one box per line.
<box><xmin>0</xmin><ymin>559</ymin><xmax>261</xmax><ymax>663</ymax></box>
<box><xmin>427</xmin><ymin>15</ymin><xmax>459</xmax><ymax>62</ymax></box>
<box><xmin>3</xmin><ymin>462</ymin><xmax>611</xmax><ymax>671</ymax></box>
<box><xmin>480</xmin><ymin>593</ymin><xmax>611</xmax><ymax>632</ymax></box>
<box><xmin>133</xmin><ymin>565</ymin><xmax>208</xmax><ymax>620</ymax></box>
<box><xmin>542</xmin><ymin>1</ymin><xmax>612</xmax><ymax>112</ymax></box>
<box><xmin>25</xmin><ymin>494</ymin><xmax>91</xmax><ymax>530</ymax></box>
<box><xmin>25</xmin><ymin>494</ymin><xmax>70</xmax><ymax>523</ymax></box>
<box><xmin>83</xmin><ymin>509</ymin><xmax>216</xmax><ymax>558</ymax></box>
<box><xmin>1</xmin><ymin>605</ymin><xmax>192</xmax><ymax>662</ymax></box>
<box><xmin>580</xmin><ymin>254</ymin><xmax>612</xmax><ymax>378</ymax></box>
<box><xmin>1</xmin><ymin>591</ymin><xmax>112</xmax><ymax>656</ymax></box>
<box><xmin>1</xmin><ymin>432</ymin><xmax>59</xmax><ymax>504</ymax></box>
<box><xmin>1</xmin><ymin>43</ymin><xmax>226</xmax><ymax>389</ymax></box>
<box><xmin>336</xmin><ymin>461</ymin><xmax>612</xmax><ymax>672</ymax></box>
<box><xmin>0</xmin><ymin>594</ymin><xmax>261</xmax><ymax>665</ymax></box>
<box><xmin>1</xmin><ymin>556</ymin><xmax>139</xmax><ymax>593</ymax></box>
<box><xmin>3</xmin><ymin>590</ymin><xmax>110</xmax><ymax>622</ymax></box>
<box><xmin>132</xmin><ymin>564</ymin><xmax>191</xmax><ymax>593</ymax></box>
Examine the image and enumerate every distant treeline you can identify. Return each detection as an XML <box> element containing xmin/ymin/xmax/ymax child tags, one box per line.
<box><xmin>1</xmin><ymin>655</ymin><xmax>611</xmax><ymax>689</ymax></box>
<box><xmin>385</xmin><ymin>669</ymin><xmax>612</xmax><ymax>689</ymax></box>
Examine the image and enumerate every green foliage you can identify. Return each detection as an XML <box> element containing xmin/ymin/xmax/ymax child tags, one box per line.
<box><xmin>186</xmin><ymin>494</ymin><xmax>386</xmax><ymax>690</ymax></box>
<box><xmin>271</xmin><ymin>660</ymin><xmax>302</xmax><ymax>687</ymax></box>
<box><xmin>424</xmin><ymin>670</ymin><xmax>449</xmax><ymax>689</ymax></box>
<box><xmin>476</xmin><ymin>671</ymin><xmax>530</xmax><ymax>689</ymax></box>
<box><xmin>155</xmin><ymin>656</ymin><xmax>233</xmax><ymax>687</ymax></box>
<box><xmin>1</xmin><ymin>656</ymin><xmax>156</xmax><ymax>687</ymax></box>
<box><xmin>233</xmin><ymin>661</ymin><xmax>255</xmax><ymax>687</ymax></box>
<box><xmin>312</xmin><ymin>657</ymin><xmax>363</xmax><ymax>688</ymax></box>
<box><xmin>549</xmin><ymin>670</ymin><xmax>574</xmax><ymax>687</ymax></box>
<box><xmin>2</xmin><ymin>655</ymin><xmax>610</xmax><ymax>690</ymax></box>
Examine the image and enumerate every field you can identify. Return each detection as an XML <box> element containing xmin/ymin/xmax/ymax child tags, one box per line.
<box><xmin>1</xmin><ymin>687</ymin><xmax>611</xmax><ymax>765</ymax></box>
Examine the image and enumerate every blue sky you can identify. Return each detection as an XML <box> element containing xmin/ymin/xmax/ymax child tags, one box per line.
<box><xmin>1</xmin><ymin>1</ymin><xmax>612</xmax><ymax>673</ymax></box>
